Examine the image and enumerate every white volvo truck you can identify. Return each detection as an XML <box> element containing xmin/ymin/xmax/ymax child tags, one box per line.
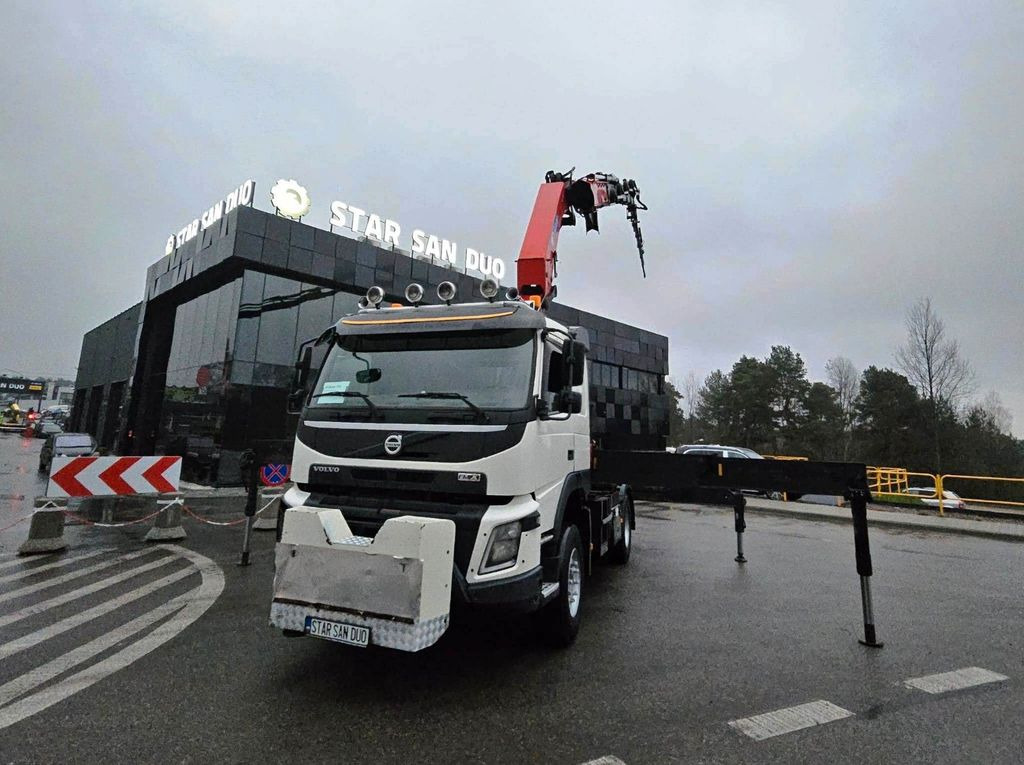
<box><xmin>270</xmin><ymin>169</ymin><xmax>648</xmax><ymax>651</ymax></box>
<box><xmin>271</xmin><ymin>291</ymin><xmax>635</xmax><ymax>651</ymax></box>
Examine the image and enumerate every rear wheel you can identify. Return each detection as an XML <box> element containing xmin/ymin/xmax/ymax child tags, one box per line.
<box><xmin>540</xmin><ymin>524</ymin><xmax>584</xmax><ymax>647</ymax></box>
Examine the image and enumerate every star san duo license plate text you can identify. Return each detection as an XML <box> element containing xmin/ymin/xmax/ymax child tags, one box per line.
<box><xmin>305</xmin><ymin>616</ymin><xmax>370</xmax><ymax>647</ymax></box>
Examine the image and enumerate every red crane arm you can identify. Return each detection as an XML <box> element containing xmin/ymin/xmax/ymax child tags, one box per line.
<box><xmin>515</xmin><ymin>170</ymin><xmax>646</xmax><ymax>309</ymax></box>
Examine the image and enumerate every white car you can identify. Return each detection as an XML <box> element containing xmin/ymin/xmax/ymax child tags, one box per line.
<box><xmin>904</xmin><ymin>487</ymin><xmax>967</xmax><ymax>510</ymax></box>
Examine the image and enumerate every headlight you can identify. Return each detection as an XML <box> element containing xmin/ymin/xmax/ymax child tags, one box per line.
<box><xmin>481</xmin><ymin>520</ymin><xmax>522</xmax><ymax>573</ymax></box>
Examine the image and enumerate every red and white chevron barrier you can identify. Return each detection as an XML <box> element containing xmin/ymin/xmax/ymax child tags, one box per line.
<box><xmin>47</xmin><ymin>456</ymin><xmax>182</xmax><ymax>498</ymax></box>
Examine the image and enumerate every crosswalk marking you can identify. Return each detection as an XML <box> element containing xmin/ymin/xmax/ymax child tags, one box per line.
<box><xmin>0</xmin><ymin>553</ymin><xmax>180</xmax><ymax>629</ymax></box>
<box><xmin>0</xmin><ymin>565</ymin><xmax>197</xmax><ymax>661</ymax></box>
<box><xmin>0</xmin><ymin>546</ymin><xmax>224</xmax><ymax>731</ymax></box>
<box><xmin>0</xmin><ymin>591</ymin><xmax>190</xmax><ymax>707</ymax></box>
<box><xmin>0</xmin><ymin>548</ymin><xmax>113</xmax><ymax>585</ymax></box>
<box><xmin>903</xmin><ymin>667</ymin><xmax>1009</xmax><ymax>694</ymax></box>
<box><xmin>0</xmin><ymin>548</ymin><xmax>158</xmax><ymax>605</ymax></box>
<box><xmin>0</xmin><ymin>552</ymin><xmax>59</xmax><ymax>573</ymax></box>
<box><xmin>728</xmin><ymin>700</ymin><xmax>854</xmax><ymax>741</ymax></box>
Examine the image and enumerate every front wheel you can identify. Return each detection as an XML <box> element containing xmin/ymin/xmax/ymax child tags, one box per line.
<box><xmin>539</xmin><ymin>524</ymin><xmax>584</xmax><ymax>647</ymax></box>
<box><xmin>608</xmin><ymin>495</ymin><xmax>633</xmax><ymax>564</ymax></box>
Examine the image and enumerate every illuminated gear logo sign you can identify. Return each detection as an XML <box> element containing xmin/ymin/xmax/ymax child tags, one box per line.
<box><xmin>383</xmin><ymin>434</ymin><xmax>403</xmax><ymax>456</ymax></box>
<box><xmin>270</xmin><ymin>179</ymin><xmax>312</xmax><ymax>220</ymax></box>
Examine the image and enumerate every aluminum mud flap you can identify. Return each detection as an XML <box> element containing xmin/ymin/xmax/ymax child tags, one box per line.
<box><xmin>269</xmin><ymin>507</ymin><xmax>455</xmax><ymax>652</ymax></box>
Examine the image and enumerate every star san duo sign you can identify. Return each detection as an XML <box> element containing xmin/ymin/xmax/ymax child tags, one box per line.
<box><xmin>328</xmin><ymin>199</ymin><xmax>507</xmax><ymax>280</ymax></box>
<box><xmin>165</xmin><ymin>180</ymin><xmax>256</xmax><ymax>256</ymax></box>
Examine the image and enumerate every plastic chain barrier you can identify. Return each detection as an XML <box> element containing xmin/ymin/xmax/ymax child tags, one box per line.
<box><xmin>181</xmin><ymin>497</ymin><xmax>278</xmax><ymax>528</ymax></box>
<box><xmin>0</xmin><ymin>513</ymin><xmax>35</xmax><ymax>535</ymax></box>
<box><xmin>60</xmin><ymin>506</ymin><xmax>165</xmax><ymax>528</ymax></box>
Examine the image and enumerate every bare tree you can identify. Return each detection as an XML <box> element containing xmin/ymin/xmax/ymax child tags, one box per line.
<box><xmin>824</xmin><ymin>356</ymin><xmax>858</xmax><ymax>460</ymax></box>
<box><xmin>896</xmin><ymin>298</ymin><xmax>975</xmax><ymax>406</ymax></box>
<box><xmin>896</xmin><ymin>297</ymin><xmax>975</xmax><ymax>468</ymax></box>
<box><xmin>680</xmin><ymin>370</ymin><xmax>702</xmax><ymax>421</ymax></box>
<box><xmin>980</xmin><ymin>390</ymin><xmax>1013</xmax><ymax>434</ymax></box>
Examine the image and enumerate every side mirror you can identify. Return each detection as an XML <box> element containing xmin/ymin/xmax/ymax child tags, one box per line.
<box><xmin>570</xmin><ymin>342</ymin><xmax>586</xmax><ymax>386</ymax></box>
<box><xmin>287</xmin><ymin>346</ymin><xmax>313</xmax><ymax>414</ymax></box>
<box><xmin>559</xmin><ymin>391</ymin><xmax>583</xmax><ymax>414</ymax></box>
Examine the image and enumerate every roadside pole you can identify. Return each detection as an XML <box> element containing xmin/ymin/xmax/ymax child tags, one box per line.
<box><xmin>731</xmin><ymin>491</ymin><xmax>747</xmax><ymax>563</ymax></box>
<box><xmin>849</xmin><ymin>489</ymin><xmax>883</xmax><ymax>648</ymax></box>
<box><xmin>238</xmin><ymin>449</ymin><xmax>257</xmax><ymax>566</ymax></box>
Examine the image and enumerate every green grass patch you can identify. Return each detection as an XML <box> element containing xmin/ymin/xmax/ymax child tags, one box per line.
<box><xmin>873</xmin><ymin>492</ymin><xmax>926</xmax><ymax>507</ymax></box>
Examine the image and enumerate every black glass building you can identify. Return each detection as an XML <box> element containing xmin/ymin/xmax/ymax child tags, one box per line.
<box><xmin>72</xmin><ymin>201</ymin><xmax>669</xmax><ymax>485</ymax></box>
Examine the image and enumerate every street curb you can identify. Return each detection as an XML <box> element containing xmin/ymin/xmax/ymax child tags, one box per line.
<box><xmin>741</xmin><ymin>500</ymin><xmax>1024</xmax><ymax>543</ymax></box>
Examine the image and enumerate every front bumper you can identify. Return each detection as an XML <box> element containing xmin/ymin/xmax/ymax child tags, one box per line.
<box><xmin>269</xmin><ymin>601</ymin><xmax>449</xmax><ymax>652</ymax></box>
<box><xmin>455</xmin><ymin>565</ymin><xmax>543</xmax><ymax>612</ymax></box>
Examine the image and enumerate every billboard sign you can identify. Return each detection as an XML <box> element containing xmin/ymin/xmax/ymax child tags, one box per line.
<box><xmin>0</xmin><ymin>377</ymin><xmax>47</xmax><ymax>398</ymax></box>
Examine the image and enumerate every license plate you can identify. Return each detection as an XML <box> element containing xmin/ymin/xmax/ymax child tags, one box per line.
<box><xmin>305</xmin><ymin>616</ymin><xmax>370</xmax><ymax>647</ymax></box>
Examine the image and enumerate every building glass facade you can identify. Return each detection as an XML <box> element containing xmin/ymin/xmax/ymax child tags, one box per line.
<box><xmin>74</xmin><ymin>201</ymin><xmax>670</xmax><ymax>485</ymax></box>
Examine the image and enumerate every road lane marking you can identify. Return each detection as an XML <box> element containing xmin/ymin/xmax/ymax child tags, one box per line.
<box><xmin>903</xmin><ymin>667</ymin><xmax>1009</xmax><ymax>694</ymax></box>
<box><xmin>0</xmin><ymin>553</ymin><xmax>179</xmax><ymax>629</ymax></box>
<box><xmin>0</xmin><ymin>547</ymin><xmax>224</xmax><ymax>730</ymax></box>
<box><xmin>0</xmin><ymin>548</ymin><xmax>158</xmax><ymax>604</ymax></box>
<box><xmin>580</xmin><ymin>757</ymin><xmax>627</xmax><ymax>765</ymax></box>
<box><xmin>728</xmin><ymin>700</ymin><xmax>854</xmax><ymax>741</ymax></box>
<box><xmin>0</xmin><ymin>548</ymin><xmax>113</xmax><ymax>585</ymax></box>
<box><xmin>0</xmin><ymin>565</ymin><xmax>197</xmax><ymax>661</ymax></box>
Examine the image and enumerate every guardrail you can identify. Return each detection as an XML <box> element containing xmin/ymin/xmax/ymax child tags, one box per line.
<box><xmin>938</xmin><ymin>474</ymin><xmax>1024</xmax><ymax>514</ymax></box>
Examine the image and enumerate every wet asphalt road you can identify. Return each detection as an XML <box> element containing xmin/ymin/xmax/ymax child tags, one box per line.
<box><xmin>1</xmin><ymin>432</ymin><xmax>1023</xmax><ymax>764</ymax></box>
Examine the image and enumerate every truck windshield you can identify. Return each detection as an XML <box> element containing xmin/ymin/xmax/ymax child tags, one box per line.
<box><xmin>310</xmin><ymin>329</ymin><xmax>535</xmax><ymax>411</ymax></box>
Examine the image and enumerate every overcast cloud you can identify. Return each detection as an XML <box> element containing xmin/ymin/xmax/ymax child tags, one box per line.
<box><xmin>1</xmin><ymin>1</ymin><xmax>1021</xmax><ymax>433</ymax></box>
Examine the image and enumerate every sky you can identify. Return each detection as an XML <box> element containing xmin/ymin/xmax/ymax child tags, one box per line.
<box><xmin>1</xmin><ymin>1</ymin><xmax>1021</xmax><ymax>433</ymax></box>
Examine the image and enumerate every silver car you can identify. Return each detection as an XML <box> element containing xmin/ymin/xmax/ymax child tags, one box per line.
<box><xmin>38</xmin><ymin>432</ymin><xmax>97</xmax><ymax>473</ymax></box>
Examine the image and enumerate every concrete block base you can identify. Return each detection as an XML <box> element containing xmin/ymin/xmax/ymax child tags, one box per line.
<box><xmin>253</xmin><ymin>489</ymin><xmax>285</xmax><ymax>531</ymax></box>
<box><xmin>145</xmin><ymin>495</ymin><xmax>187</xmax><ymax>543</ymax></box>
<box><xmin>19</xmin><ymin>504</ymin><xmax>67</xmax><ymax>556</ymax></box>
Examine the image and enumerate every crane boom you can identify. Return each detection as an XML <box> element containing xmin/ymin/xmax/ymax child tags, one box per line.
<box><xmin>516</xmin><ymin>169</ymin><xmax>647</xmax><ymax>308</ymax></box>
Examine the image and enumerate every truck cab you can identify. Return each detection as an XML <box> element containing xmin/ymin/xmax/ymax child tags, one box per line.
<box><xmin>275</xmin><ymin>291</ymin><xmax>634</xmax><ymax>649</ymax></box>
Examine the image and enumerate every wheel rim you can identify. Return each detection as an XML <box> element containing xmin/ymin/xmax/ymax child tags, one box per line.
<box><xmin>567</xmin><ymin>547</ymin><xmax>582</xmax><ymax>618</ymax></box>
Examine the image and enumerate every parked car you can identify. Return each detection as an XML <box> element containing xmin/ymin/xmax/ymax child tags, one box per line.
<box><xmin>904</xmin><ymin>487</ymin><xmax>967</xmax><ymax>510</ymax></box>
<box><xmin>38</xmin><ymin>432</ymin><xmax>97</xmax><ymax>473</ymax></box>
<box><xmin>672</xmin><ymin>444</ymin><xmax>792</xmax><ymax>498</ymax></box>
<box><xmin>32</xmin><ymin>420</ymin><xmax>64</xmax><ymax>438</ymax></box>
<box><xmin>674</xmin><ymin>444</ymin><xmax>766</xmax><ymax>460</ymax></box>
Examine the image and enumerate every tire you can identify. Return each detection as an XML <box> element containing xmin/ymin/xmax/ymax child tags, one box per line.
<box><xmin>38</xmin><ymin>458</ymin><xmax>48</xmax><ymax>474</ymax></box>
<box><xmin>608</xmin><ymin>495</ymin><xmax>633</xmax><ymax>564</ymax></box>
<box><xmin>539</xmin><ymin>524</ymin><xmax>584</xmax><ymax>647</ymax></box>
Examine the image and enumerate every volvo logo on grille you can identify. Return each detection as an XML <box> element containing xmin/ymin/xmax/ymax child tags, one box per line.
<box><xmin>383</xmin><ymin>434</ymin><xmax>403</xmax><ymax>456</ymax></box>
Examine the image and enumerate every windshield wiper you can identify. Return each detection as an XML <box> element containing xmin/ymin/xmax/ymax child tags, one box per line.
<box><xmin>309</xmin><ymin>391</ymin><xmax>379</xmax><ymax>418</ymax></box>
<box><xmin>397</xmin><ymin>391</ymin><xmax>490</xmax><ymax>422</ymax></box>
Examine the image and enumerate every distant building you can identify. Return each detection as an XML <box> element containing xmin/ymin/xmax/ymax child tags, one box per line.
<box><xmin>72</xmin><ymin>187</ymin><xmax>669</xmax><ymax>485</ymax></box>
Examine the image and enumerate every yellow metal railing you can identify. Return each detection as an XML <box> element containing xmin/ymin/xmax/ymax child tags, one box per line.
<box><xmin>938</xmin><ymin>474</ymin><xmax>1024</xmax><ymax>514</ymax></box>
<box><xmin>867</xmin><ymin>466</ymin><xmax>912</xmax><ymax>495</ymax></box>
<box><xmin>762</xmin><ymin>455</ymin><xmax>809</xmax><ymax>461</ymax></box>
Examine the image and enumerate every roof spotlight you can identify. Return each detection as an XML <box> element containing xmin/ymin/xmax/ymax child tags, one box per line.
<box><xmin>437</xmin><ymin>281</ymin><xmax>457</xmax><ymax>305</ymax></box>
<box><xmin>366</xmin><ymin>285</ymin><xmax>385</xmax><ymax>308</ymax></box>
<box><xmin>479</xmin><ymin>277</ymin><xmax>500</xmax><ymax>301</ymax></box>
<box><xmin>405</xmin><ymin>282</ymin><xmax>424</xmax><ymax>304</ymax></box>
<box><xmin>505</xmin><ymin>286</ymin><xmax>520</xmax><ymax>301</ymax></box>
<box><xmin>357</xmin><ymin>296</ymin><xmax>370</xmax><ymax>309</ymax></box>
